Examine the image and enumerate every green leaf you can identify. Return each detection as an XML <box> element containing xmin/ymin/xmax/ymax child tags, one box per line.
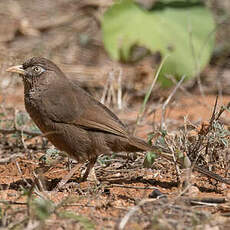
<box><xmin>102</xmin><ymin>0</ymin><xmax>215</xmax><ymax>87</ymax></box>
<box><xmin>143</xmin><ymin>151</ymin><xmax>158</xmax><ymax>168</ymax></box>
<box><xmin>58</xmin><ymin>211</ymin><xmax>95</xmax><ymax>230</ymax></box>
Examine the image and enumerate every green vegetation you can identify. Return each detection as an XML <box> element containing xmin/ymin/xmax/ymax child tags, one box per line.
<box><xmin>102</xmin><ymin>0</ymin><xmax>215</xmax><ymax>86</ymax></box>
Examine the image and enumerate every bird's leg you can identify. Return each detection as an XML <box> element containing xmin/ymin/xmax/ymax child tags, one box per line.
<box><xmin>81</xmin><ymin>158</ymin><xmax>99</xmax><ymax>183</ymax></box>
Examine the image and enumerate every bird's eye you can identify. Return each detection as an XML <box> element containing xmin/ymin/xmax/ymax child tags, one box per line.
<box><xmin>32</xmin><ymin>66</ymin><xmax>44</xmax><ymax>75</ymax></box>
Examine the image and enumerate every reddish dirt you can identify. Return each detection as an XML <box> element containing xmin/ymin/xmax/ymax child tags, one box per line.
<box><xmin>0</xmin><ymin>1</ymin><xmax>230</xmax><ymax>229</ymax></box>
<box><xmin>1</xmin><ymin>88</ymin><xmax>230</xmax><ymax>229</ymax></box>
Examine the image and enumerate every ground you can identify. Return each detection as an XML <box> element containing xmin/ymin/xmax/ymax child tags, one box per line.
<box><xmin>0</xmin><ymin>1</ymin><xmax>230</xmax><ymax>230</ymax></box>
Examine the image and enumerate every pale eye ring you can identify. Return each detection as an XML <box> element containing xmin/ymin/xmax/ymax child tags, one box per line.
<box><xmin>32</xmin><ymin>65</ymin><xmax>45</xmax><ymax>75</ymax></box>
<box><xmin>32</xmin><ymin>66</ymin><xmax>41</xmax><ymax>72</ymax></box>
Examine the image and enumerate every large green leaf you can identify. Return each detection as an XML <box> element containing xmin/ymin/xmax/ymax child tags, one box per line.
<box><xmin>102</xmin><ymin>0</ymin><xmax>215</xmax><ymax>86</ymax></box>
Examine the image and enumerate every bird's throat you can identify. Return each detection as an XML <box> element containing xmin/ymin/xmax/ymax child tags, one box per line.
<box><xmin>23</xmin><ymin>75</ymin><xmax>41</xmax><ymax>93</ymax></box>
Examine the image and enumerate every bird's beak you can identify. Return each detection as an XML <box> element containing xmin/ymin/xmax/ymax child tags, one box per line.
<box><xmin>6</xmin><ymin>65</ymin><xmax>26</xmax><ymax>75</ymax></box>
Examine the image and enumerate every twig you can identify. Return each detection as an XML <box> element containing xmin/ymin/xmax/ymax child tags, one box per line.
<box><xmin>108</xmin><ymin>184</ymin><xmax>159</xmax><ymax>190</ymax></box>
<box><xmin>118</xmin><ymin>198</ymin><xmax>154</xmax><ymax>230</ymax></box>
<box><xmin>14</xmin><ymin>109</ymin><xmax>28</xmax><ymax>150</ymax></box>
<box><xmin>216</xmin><ymin>102</ymin><xmax>230</xmax><ymax>120</ymax></box>
<box><xmin>136</xmin><ymin>56</ymin><xmax>169</xmax><ymax>125</ymax></box>
<box><xmin>61</xmin><ymin>203</ymin><xmax>127</xmax><ymax>210</ymax></box>
<box><xmin>101</xmin><ymin>71</ymin><xmax>111</xmax><ymax>104</ymax></box>
<box><xmin>15</xmin><ymin>160</ymin><xmax>31</xmax><ymax>188</ymax></box>
<box><xmin>161</xmin><ymin>75</ymin><xmax>186</xmax><ymax>129</ymax></box>
<box><xmin>54</xmin><ymin>165</ymin><xmax>81</xmax><ymax>191</ymax></box>
<box><xmin>0</xmin><ymin>200</ymin><xmax>27</xmax><ymax>205</ymax></box>
<box><xmin>0</xmin><ymin>128</ymin><xmax>40</xmax><ymax>137</ymax></box>
<box><xmin>110</xmin><ymin>73</ymin><xmax>117</xmax><ymax>106</ymax></box>
<box><xmin>185</xmin><ymin>197</ymin><xmax>225</xmax><ymax>205</ymax></box>
<box><xmin>0</xmin><ymin>153</ymin><xmax>24</xmax><ymax>163</ymax></box>
<box><xmin>117</xmin><ymin>68</ymin><xmax>123</xmax><ymax>109</ymax></box>
<box><xmin>168</xmin><ymin>144</ymin><xmax>181</xmax><ymax>181</ymax></box>
<box><xmin>154</xmin><ymin>144</ymin><xmax>230</xmax><ymax>185</ymax></box>
<box><xmin>32</xmin><ymin>170</ymin><xmax>47</xmax><ymax>192</ymax></box>
<box><xmin>210</xmin><ymin>95</ymin><xmax>219</xmax><ymax>124</ymax></box>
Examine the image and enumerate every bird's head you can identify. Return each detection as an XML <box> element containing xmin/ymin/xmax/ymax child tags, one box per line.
<box><xmin>6</xmin><ymin>57</ymin><xmax>65</xmax><ymax>89</ymax></box>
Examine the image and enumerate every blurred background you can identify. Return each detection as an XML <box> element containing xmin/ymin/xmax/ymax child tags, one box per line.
<box><xmin>0</xmin><ymin>0</ymin><xmax>230</xmax><ymax>129</ymax></box>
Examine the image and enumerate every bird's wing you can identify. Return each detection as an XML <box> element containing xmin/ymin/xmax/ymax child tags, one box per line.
<box><xmin>42</xmin><ymin>81</ymin><xmax>129</xmax><ymax>138</ymax></box>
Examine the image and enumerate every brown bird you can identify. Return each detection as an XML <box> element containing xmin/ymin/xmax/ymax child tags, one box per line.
<box><xmin>6</xmin><ymin>57</ymin><xmax>157</xmax><ymax>181</ymax></box>
<box><xmin>7</xmin><ymin>57</ymin><xmax>230</xmax><ymax>185</ymax></box>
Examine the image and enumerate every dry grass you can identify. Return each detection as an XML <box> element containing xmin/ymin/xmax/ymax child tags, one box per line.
<box><xmin>0</xmin><ymin>0</ymin><xmax>230</xmax><ymax>229</ymax></box>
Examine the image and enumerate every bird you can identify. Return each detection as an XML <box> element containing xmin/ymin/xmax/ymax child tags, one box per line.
<box><xmin>6</xmin><ymin>57</ymin><xmax>230</xmax><ymax>185</ymax></box>
<box><xmin>6</xmin><ymin>57</ymin><xmax>158</xmax><ymax>182</ymax></box>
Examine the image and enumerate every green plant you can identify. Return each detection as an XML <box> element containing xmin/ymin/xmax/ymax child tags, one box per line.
<box><xmin>102</xmin><ymin>0</ymin><xmax>215</xmax><ymax>86</ymax></box>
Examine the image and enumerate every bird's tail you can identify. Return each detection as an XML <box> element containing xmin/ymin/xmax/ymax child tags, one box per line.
<box><xmin>128</xmin><ymin>136</ymin><xmax>152</xmax><ymax>151</ymax></box>
<box><xmin>129</xmin><ymin>136</ymin><xmax>174</xmax><ymax>160</ymax></box>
